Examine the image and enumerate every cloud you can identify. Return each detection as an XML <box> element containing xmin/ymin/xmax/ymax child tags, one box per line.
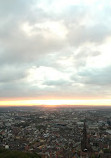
<box><xmin>67</xmin><ymin>24</ymin><xmax>111</xmax><ymax>47</ymax></box>
<box><xmin>0</xmin><ymin>66</ymin><xmax>27</xmax><ymax>83</ymax></box>
<box><xmin>0</xmin><ymin>0</ymin><xmax>111</xmax><ymax>99</ymax></box>
<box><xmin>77</xmin><ymin>66</ymin><xmax>111</xmax><ymax>86</ymax></box>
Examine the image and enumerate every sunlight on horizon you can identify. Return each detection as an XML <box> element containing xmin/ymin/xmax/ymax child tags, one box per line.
<box><xmin>0</xmin><ymin>99</ymin><xmax>111</xmax><ymax>106</ymax></box>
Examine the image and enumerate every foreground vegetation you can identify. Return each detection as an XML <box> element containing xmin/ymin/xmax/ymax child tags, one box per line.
<box><xmin>0</xmin><ymin>149</ymin><xmax>41</xmax><ymax>158</ymax></box>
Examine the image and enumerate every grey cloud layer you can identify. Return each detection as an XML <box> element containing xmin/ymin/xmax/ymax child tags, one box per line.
<box><xmin>0</xmin><ymin>0</ymin><xmax>111</xmax><ymax>99</ymax></box>
<box><xmin>77</xmin><ymin>66</ymin><xmax>111</xmax><ymax>85</ymax></box>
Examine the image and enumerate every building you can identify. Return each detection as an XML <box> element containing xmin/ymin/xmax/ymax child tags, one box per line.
<box><xmin>81</xmin><ymin>121</ymin><xmax>92</xmax><ymax>152</ymax></box>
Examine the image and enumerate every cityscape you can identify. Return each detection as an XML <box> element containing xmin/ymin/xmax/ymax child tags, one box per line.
<box><xmin>1</xmin><ymin>0</ymin><xmax>111</xmax><ymax>157</ymax></box>
<box><xmin>0</xmin><ymin>106</ymin><xmax>111</xmax><ymax>157</ymax></box>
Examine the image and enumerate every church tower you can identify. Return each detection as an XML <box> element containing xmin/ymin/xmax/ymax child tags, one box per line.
<box><xmin>81</xmin><ymin>121</ymin><xmax>88</xmax><ymax>152</ymax></box>
<box><xmin>81</xmin><ymin>120</ymin><xmax>92</xmax><ymax>153</ymax></box>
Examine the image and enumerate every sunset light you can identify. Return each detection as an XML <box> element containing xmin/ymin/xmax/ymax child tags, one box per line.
<box><xmin>0</xmin><ymin>99</ymin><xmax>111</xmax><ymax>106</ymax></box>
<box><xmin>1</xmin><ymin>0</ymin><xmax>111</xmax><ymax>157</ymax></box>
<box><xmin>0</xmin><ymin>0</ymin><xmax>111</xmax><ymax>106</ymax></box>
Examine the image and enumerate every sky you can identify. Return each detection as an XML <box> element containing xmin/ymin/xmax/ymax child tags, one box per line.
<box><xmin>0</xmin><ymin>0</ymin><xmax>111</xmax><ymax>106</ymax></box>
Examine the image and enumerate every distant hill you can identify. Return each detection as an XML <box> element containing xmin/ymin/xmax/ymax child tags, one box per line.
<box><xmin>0</xmin><ymin>149</ymin><xmax>41</xmax><ymax>158</ymax></box>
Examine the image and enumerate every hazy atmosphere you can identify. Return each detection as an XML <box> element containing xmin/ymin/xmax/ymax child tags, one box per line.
<box><xmin>0</xmin><ymin>0</ymin><xmax>111</xmax><ymax>105</ymax></box>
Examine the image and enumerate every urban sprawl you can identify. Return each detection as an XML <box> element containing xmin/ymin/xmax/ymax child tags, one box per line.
<box><xmin>0</xmin><ymin>106</ymin><xmax>111</xmax><ymax>158</ymax></box>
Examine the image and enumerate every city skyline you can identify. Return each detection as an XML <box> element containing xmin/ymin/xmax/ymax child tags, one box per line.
<box><xmin>0</xmin><ymin>0</ymin><xmax>111</xmax><ymax>106</ymax></box>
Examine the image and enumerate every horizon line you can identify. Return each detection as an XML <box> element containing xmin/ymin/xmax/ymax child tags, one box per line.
<box><xmin>0</xmin><ymin>99</ymin><xmax>111</xmax><ymax>106</ymax></box>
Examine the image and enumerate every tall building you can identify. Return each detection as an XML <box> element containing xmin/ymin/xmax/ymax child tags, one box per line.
<box><xmin>81</xmin><ymin>121</ymin><xmax>92</xmax><ymax>152</ymax></box>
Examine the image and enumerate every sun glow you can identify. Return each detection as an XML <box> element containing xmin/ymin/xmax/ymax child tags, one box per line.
<box><xmin>0</xmin><ymin>99</ymin><xmax>111</xmax><ymax>106</ymax></box>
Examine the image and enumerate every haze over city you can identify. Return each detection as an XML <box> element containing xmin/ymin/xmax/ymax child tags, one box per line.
<box><xmin>0</xmin><ymin>0</ymin><xmax>111</xmax><ymax>106</ymax></box>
